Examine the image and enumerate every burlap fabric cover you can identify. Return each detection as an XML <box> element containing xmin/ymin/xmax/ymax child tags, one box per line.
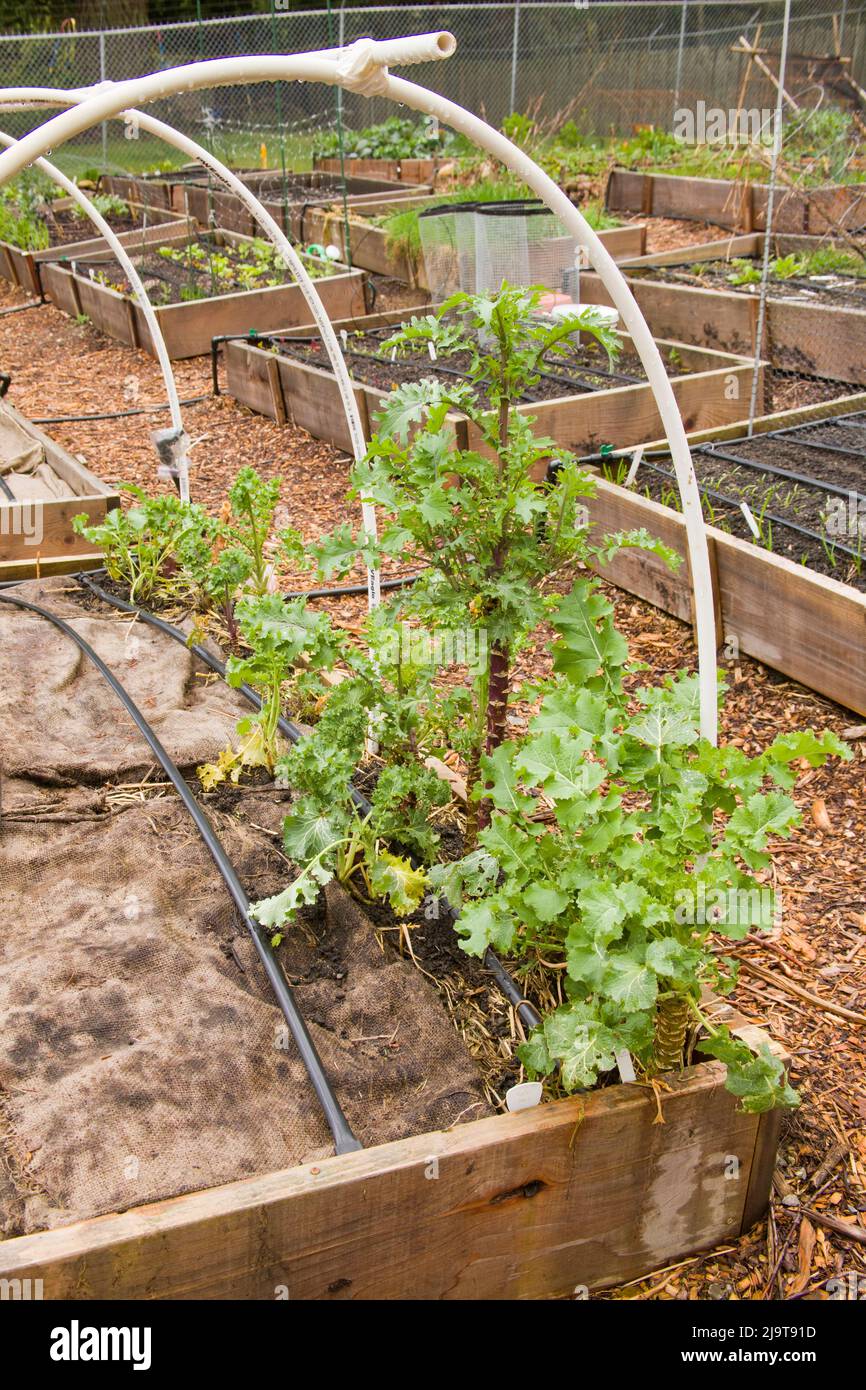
<box><xmin>0</xmin><ymin>579</ymin><xmax>487</xmax><ymax>1237</ymax></box>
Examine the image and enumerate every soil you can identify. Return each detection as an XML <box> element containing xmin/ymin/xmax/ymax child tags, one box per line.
<box><xmin>87</xmin><ymin>234</ymin><xmax>336</xmax><ymax>306</ymax></box>
<box><xmin>277</xmin><ymin>327</ymin><xmax>675</xmax><ymax>407</ymax></box>
<box><xmin>35</xmin><ymin>204</ymin><xmax>156</xmax><ymax>248</ymax></box>
<box><xmin>616</xmin><ymin>415</ymin><xmax>866</xmax><ymax>591</ymax></box>
<box><xmin>637</xmin><ymin>258</ymin><xmax>866</xmax><ymax>312</ymax></box>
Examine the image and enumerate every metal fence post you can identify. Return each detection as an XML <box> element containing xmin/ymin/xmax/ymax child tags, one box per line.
<box><xmin>99</xmin><ymin>30</ymin><xmax>107</xmax><ymax>172</ymax></box>
<box><xmin>748</xmin><ymin>0</ymin><xmax>792</xmax><ymax>434</ymax></box>
<box><xmin>509</xmin><ymin>1</ymin><xmax>520</xmax><ymax>115</ymax></box>
<box><xmin>673</xmin><ymin>1</ymin><xmax>688</xmax><ymax>126</ymax></box>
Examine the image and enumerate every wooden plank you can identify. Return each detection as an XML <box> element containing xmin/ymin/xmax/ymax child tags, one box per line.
<box><xmin>584</xmin><ymin>475</ymin><xmax>866</xmax><ymax>716</ymax></box>
<box><xmin>0</xmin><ymin>494</ymin><xmax>113</xmax><ymax>565</ymax></box>
<box><xmin>638</xmin><ymin>390</ymin><xmax>866</xmax><ymax>451</ymax></box>
<box><xmin>0</xmin><ymin>1052</ymin><xmax>765</xmax><ymax>1300</ymax></box>
<box><xmin>265</xmin><ymin>354</ymin><xmax>287</xmax><ymax>426</ymax></box>
<box><xmin>581</xmin><ymin>270</ymin><xmax>758</xmax><ymax>357</ymax></box>
<box><xmin>152</xmin><ymin>268</ymin><xmax>366</xmax><ymax>359</ymax></box>
<box><xmin>606</xmin><ymin>168</ymin><xmax>866</xmax><ymax>236</ymax></box>
<box><xmin>581</xmin><ymin>269</ymin><xmax>866</xmax><ymax>385</ymax></box>
<box><xmin>0</xmin><ymin>549</ymin><xmax>105</xmax><ymax>581</ymax></box>
<box><xmin>465</xmin><ymin>363</ymin><xmax>759</xmax><ymax>455</ymax></box>
<box><xmin>619</xmin><ymin>233</ymin><xmax>763</xmax><ymax>269</ymax></box>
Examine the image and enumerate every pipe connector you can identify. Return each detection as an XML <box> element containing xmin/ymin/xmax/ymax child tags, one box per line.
<box><xmin>151</xmin><ymin>425</ymin><xmax>191</xmax><ymax>499</ymax></box>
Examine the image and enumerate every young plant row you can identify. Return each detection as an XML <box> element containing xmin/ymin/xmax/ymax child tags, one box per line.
<box><xmin>75</xmin><ymin>286</ymin><xmax>850</xmax><ymax>1116</ymax></box>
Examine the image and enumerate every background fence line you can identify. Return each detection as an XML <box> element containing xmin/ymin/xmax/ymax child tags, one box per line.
<box><xmin>0</xmin><ymin>2</ymin><xmax>863</xmax><ymax>162</ymax></box>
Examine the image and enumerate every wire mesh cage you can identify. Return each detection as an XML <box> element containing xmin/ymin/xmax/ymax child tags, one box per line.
<box><xmin>418</xmin><ymin>200</ymin><xmax>581</xmax><ymax>305</ymax></box>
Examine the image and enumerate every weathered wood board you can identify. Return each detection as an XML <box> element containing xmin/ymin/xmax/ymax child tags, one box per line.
<box><xmin>0</xmin><ymin>1003</ymin><xmax>781</xmax><ymax>1300</ymax></box>
<box><xmin>314</xmin><ymin>154</ymin><xmax>448</xmax><ymax>185</ymax></box>
<box><xmin>606</xmin><ymin>167</ymin><xmax>866</xmax><ymax>235</ymax></box>
<box><xmin>179</xmin><ymin>172</ymin><xmax>416</xmax><ymax>238</ymax></box>
<box><xmin>225</xmin><ymin>316</ymin><xmax>759</xmax><ymax>455</ymax></box>
<box><xmin>583</xmin><ymin>474</ymin><xmax>866</xmax><ymax>717</ymax></box>
<box><xmin>0</xmin><ymin>402</ymin><xmax>118</xmax><ymax>578</ymax></box>
<box><xmin>579</xmin><ymin>270</ymin><xmax>866</xmax><ymax>386</ymax></box>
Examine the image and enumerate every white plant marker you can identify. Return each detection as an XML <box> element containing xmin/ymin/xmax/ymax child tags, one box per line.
<box><xmin>740</xmin><ymin>501</ymin><xmax>761</xmax><ymax>539</ymax></box>
<box><xmin>624</xmin><ymin>446</ymin><xmax>644</xmax><ymax>488</ymax></box>
<box><xmin>505</xmin><ymin>1081</ymin><xmax>543</xmax><ymax>1112</ymax></box>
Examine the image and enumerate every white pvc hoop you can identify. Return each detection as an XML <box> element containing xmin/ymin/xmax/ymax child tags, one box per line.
<box><xmin>0</xmin><ymin>32</ymin><xmax>718</xmax><ymax>741</ymax></box>
<box><xmin>0</xmin><ymin>130</ymin><xmax>190</xmax><ymax>499</ymax></box>
<box><xmin>0</xmin><ymin>95</ymin><xmax>381</xmax><ymax>607</ymax></box>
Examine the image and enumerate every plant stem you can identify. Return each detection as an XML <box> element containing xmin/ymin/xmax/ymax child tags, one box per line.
<box><xmin>652</xmin><ymin>992</ymin><xmax>691</xmax><ymax>1073</ymax></box>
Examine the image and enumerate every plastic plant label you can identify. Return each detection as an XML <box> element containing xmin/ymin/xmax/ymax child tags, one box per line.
<box><xmin>505</xmin><ymin>1081</ymin><xmax>543</xmax><ymax>1112</ymax></box>
<box><xmin>615</xmin><ymin>1048</ymin><xmax>636</xmax><ymax>1084</ymax></box>
<box><xmin>427</xmin><ymin>341</ymin><xmax>437</xmax><ymax>361</ymax></box>
<box><xmin>739</xmin><ymin>500</ymin><xmax>761</xmax><ymax>539</ymax></box>
<box><xmin>625</xmin><ymin>446</ymin><xmax>644</xmax><ymax>488</ymax></box>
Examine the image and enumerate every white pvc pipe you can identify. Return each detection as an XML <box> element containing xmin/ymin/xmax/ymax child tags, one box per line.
<box><xmin>0</xmin><ymin>31</ymin><xmax>718</xmax><ymax>740</ymax></box>
<box><xmin>0</xmin><ymin>94</ymin><xmax>381</xmax><ymax>607</ymax></box>
<box><xmin>0</xmin><ymin>130</ymin><xmax>189</xmax><ymax>499</ymax></box>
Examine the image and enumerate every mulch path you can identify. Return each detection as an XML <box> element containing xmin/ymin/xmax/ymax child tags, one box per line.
<box><xmin>1</xmin><ymin>273</ymin><xmax>863</xmax><ymax>1302</ymax></box>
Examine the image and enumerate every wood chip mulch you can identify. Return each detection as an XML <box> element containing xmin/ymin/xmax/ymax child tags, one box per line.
<box><xmin>1</xmin><ymin>275</ymin><xmax>863</xmax><ymax>1302</ymax></box>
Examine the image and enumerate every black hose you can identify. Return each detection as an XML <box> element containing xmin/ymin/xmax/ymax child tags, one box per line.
<box><xmin>0</xmin><ymin>588</ymin><xmax>362</xmax><ymax>1156</ymax></box>
<box><xmin>76</xmin><ymin>573</ymin><xmax>541</xmax><ymax>1031</ymax></box>
<box><xmin>0</xmin><ymin>474</ymin><xmax>15</xmax><ymax>501</ymax></box>
<box><xmin>31</xmin><ymin>396</ymin><xmax>208</xmax><ymax>425</ymax></box>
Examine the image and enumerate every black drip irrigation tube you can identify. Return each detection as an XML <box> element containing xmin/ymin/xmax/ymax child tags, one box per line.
<box><xmin>0</xmin><ymin>474</ymin><xmax>15</xmax><ymax>501</ymax></box>
<box><xmin>75</xmin><ymin>573</ymin><xmax>541</xmax><ymax>1033</ymax></box>
<box><xmin>31</xmin><ymin>396</ymin><xmax>209</xmax><ymax>426</ymax></box>
<box><xmin>0</xmin><ymin>587</ymin><xmax>362</xmax><ymax>1156</ymax></box>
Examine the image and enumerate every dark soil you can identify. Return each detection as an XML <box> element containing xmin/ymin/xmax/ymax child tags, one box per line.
<box><xmin>277</xmin><ymin>327</ymin><xmax>681</xmax><ymax>406</ymax></box>
<box><xmin>636</xmin><ymin>259</ymin><xmax>866</xmax><ymax>312</ymax></box>
<box><xmin>37</xmin><ymin>204</ymin><xmax>152</xmax><ymax>248</ymax></box>
<box><xmin>622</xmin><ymin>415</ymin><xmax>866</xmax><ymax>591</ymax></box>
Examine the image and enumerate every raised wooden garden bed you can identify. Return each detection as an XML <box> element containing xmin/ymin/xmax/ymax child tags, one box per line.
<box><xmin>0</xmin><ymin>401</ymin><xmax>117</xmax><ymax>580</ymax></box>
<box><xmin>223</xmin><ymin>306</ymin><xmax>761</xmax><ymax>454</ymax></box>
<box><xmin>314</xmin><ymin>153</ymin><xmax>449</xmax><ymax>185</ymax></box>
<box><xmin>40</xmin><ymin>228</ymin><xmax>368</xmax><ymax>360</ymax></box>
<box><xmin>580</xmin><ymin>410</ymin><xmax>866</xmax><ymax>718</ymax></box>
<box><xmin>606</xmin><ymin>167</ymin><xmax>866</xmax><ymax>236</ymax></box>
<box><xmin>178</xmin><ymin>170</ymin><xmax>421</xmax><ymax>238</ymax></box>
<box><xmin>578</xmin><ymin>248</ymin><xmax>866</xmax><ymax>387</ymax></box>
<box><xmin>0</xmin><ymin>995</ymin><xmax>782</xmax><ymax>1299</ymax></box>
<box><xmin>0</xmin><ymin>199</ymin><xmax>189</xmax><ymax>298</ymax></box>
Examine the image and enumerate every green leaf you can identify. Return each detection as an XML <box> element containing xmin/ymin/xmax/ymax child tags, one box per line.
<box><xmin>603</xmin><ymin>956</ymin><xmax>658</xmax><ymax>1011</ymax></box>
<box><xmin>368</xmin><ymin>851</ymin><xmax>428</xmax><ymax>917</ymax></box>
<box><xmin>701</xmin><ymin>1030</ymin><xmax>800</xmax><ymax>1113</ymax></box>
<box><xmin>456</xmin><ymin>900</ymin><xmax>516</xmax><ymax>956</ymax></box>
<box><xmin>514</xmin><ymin>730</ymin><xmax>606</xmax><ymax>801</ymax></box>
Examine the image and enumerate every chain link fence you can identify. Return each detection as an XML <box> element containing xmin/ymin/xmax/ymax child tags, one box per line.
<box><xmin>0</xmin><ymin>1</ymin><xmax>863</xmax><ymax>430</ymax></box>
<box><xmin>0</xmin><ymin>3</ymin><xmax>864</xmax><ymax>166</ymax></box>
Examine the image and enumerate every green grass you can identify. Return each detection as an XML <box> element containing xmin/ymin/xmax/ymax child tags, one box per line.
<box><xmin>45</xmin><ymin>130</ymin><xmax>316</xmax><ymax>181</ymax></box>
